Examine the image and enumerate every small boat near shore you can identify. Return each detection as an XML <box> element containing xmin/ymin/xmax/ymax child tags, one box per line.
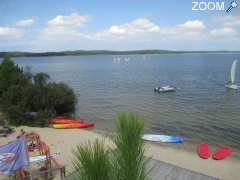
<box><xmin>50</xmin><ymin>116</ymin><xmax>95</xmax><ymax>129</ymax></box>
<box><xmin>154</xmin><ymin>85</ymin><xmax>176</xmax><ymax>93</ymax></box>
<box><xmin>53</xmin><ymin>122</ymin><xmax>94</xmax><ymax>129</ymax></box>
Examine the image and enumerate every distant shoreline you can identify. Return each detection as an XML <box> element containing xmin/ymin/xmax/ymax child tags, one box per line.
<box><xmin>1</xmin><ymin>50</ymin><xmax>240</xmax><ymax>58</ymax></box>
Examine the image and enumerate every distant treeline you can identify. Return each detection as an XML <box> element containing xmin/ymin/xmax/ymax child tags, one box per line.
<box><xmin>0</xmin><ymin>50</ymin><xmax>239</xmax><ymax>58</ymax></box>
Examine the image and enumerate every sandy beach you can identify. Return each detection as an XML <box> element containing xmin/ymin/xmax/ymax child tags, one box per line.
<box><xmin>0</xmin><ymin>126</ymin><xmax>239</xmax><ymax>180</ymax></box>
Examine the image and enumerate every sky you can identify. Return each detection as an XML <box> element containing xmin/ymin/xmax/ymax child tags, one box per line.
<box><xmin>0</xmin><ymin>0</ymin><xmax>240</xmax><ymax>51</ymax></box>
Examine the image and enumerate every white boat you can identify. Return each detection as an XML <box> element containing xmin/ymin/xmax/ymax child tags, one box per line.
<box><xmin>113</xmin><ymin>56</ymin><xmax>121</xmax><ymax>63</ymax></box>
<box><xmin>225</xmin><ymin>60</ymin><xmax>239</xmax><ymax>90</ymax></box>
<box><xmin>154</xmin><ymin>85</ymin><xmax>176</xmax><ymax>93</ymax></box>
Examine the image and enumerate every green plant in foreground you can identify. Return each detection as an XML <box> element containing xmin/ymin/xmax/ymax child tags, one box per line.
<box><xmin>112</xmin><ymin>113</ymin><xmax>149</xmax><ymax>180</ymax></box>
<box><xmin>72</xmin><ymin>140</ymin><xmax>112</xmax><ymax>180</ymax></box>
<box><xmin>72</xmin><ymin>113</ymin><xmax>150</xmax><ymax>180</ymax></box>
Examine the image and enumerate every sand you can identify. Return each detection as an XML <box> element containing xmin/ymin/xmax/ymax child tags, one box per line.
<box><xmin>0</xmin><ymin>126</ymin><xmax>239</xmax><ymax>180</ymax></box>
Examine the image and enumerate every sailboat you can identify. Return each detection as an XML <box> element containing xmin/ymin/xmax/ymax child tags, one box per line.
<box><xmin>225</xmin><ymin>60</ymin><xmax>239</xmax><ymax>90</ymax></box>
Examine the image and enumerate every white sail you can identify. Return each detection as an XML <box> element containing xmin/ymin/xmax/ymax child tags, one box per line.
<box><xmin>231</xmin><ymin>60</ymin><xmax>237</xmax><ymax>84</ymax></box>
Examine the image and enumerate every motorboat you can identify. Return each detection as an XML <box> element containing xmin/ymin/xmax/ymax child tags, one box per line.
<box><xmin>154</xmin><ymin>85</ymin><xmax>176</xmax><ymax>93</ymax></box>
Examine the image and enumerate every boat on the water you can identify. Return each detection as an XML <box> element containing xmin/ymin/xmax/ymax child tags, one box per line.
<box><xmin>225</xmin><ymin>60</ymin><xmax>239</xmax><ymax>90</ymax></box>
<box><xmin>154</xmin><ymin>85</ymin><xmax>176</xmax><ymax>93</ymax></box>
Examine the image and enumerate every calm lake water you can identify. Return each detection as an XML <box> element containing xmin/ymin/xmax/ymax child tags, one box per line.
<box><xmin>11</xmin><ymin>53</ymin><xmax>240</xmax><ymax>149</ymax></box>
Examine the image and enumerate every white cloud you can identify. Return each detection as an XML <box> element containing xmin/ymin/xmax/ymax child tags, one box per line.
<box><xmin>30</xmin><ymin>15</ymin><xmax>240</xmax><ymax>51</ymax></box>
<box><xmin>16</xmin><ymin>18</ymin><xmax>34</xmax><ymax>27</ymax></box>
<box><xmin>95</xmin><ymin>18</ymin><xmax>160</xmax><ymax>39</ymax></box>
<box><xmin>41</xmin><ymin>13</ymin><xmax>90</xmax><ymax>40</ymax></box>
<box><xmin>48</xmin><ymin>13</ymin><xmax>90</xmax><ymax>28</ymax></box>
<box><xmin>210</xmin><ymin>27</ymin><xmax>238</xmax><ymax>37</ymax></box>
<box><xmin>209</xmin><ymin>15</ymin><xmax>240</xmax><ymax>40</ymax></box>
<box><xmin>0</xmin><ymin>27</ymin><xmax>23</xmax><ymax>39</ymax></box>
<box><xmin>33</xmin><ymin>13</ymin><xmax>91</xmax><ymax>50</ymax></box>
<box><xmin>178</xmin><ymin>20</ymin><xmax>205</xmax><ymax>30</ymax></box>
<box><xmin>212</xmin><ymin>16</ymin><xmax>240</xmax><ymax>27</ymax></box>
<box><xmin>95</xmin><ymin>18</ymin><xmax>206</xmax><ymax>41</ymax></box>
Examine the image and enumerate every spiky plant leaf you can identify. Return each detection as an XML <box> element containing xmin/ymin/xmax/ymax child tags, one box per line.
<box><xmin>72</xmin><ymin>140</ymin><xmax>112</xmax><ymax>180</ymax></box>
<box><xmin>112</xmin><ymin>113</ymin><xmax>149</xmax><ymax>180</ymax></box>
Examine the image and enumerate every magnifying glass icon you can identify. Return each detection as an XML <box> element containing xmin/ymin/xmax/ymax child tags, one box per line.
<box><xmin>226</xmin><ymin>1</ymin><xmax>238</xmax><ymax>13</ymax></box>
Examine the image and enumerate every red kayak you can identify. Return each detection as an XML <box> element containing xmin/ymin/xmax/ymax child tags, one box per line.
<box><xmin>50</xmin><ymin>116</ymin><xmax>95</xmax><ymax>129</ymax></box>
<box><xmin>212</xmin><ymin>146</ymin><xmax>232</xmax><ymax>160</ymax></box>
<box><xmin>197</xmin><ymin>144</ymin><xmax>211</xmax><ymax>159</ymax></box>
<box><xmin>51</xmin><ymin>119</ymin><xmax>83</xmax><ymax>124</ymax></box>
<box><xmin>53</xmin><ymin>122</ymin><xmax>95</xmax><ymax>129</ymax></box>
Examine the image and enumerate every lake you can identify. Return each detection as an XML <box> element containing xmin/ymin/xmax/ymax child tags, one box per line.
<box><xmin>11</xmin><ymin>53</ymin><xmax>240</xmax><ymax>150</ymax></box>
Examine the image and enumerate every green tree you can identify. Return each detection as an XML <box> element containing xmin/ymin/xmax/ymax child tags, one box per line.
<box><xmin>0</xmin><ymin>56</ymin><xmax>78</xmax><ymax>126</ymax></box>
<box><xmin>34</xmin><ymin>72</ymin><xmax>50</xmax><ymax>87</ymax></box>
<box><xmin>46</xmin><ymin>82</ymin><xmax>77</xmax><ymax>114</ymax></box>
<box><xmin>0</xmin><ymin>55</ymin><xmax>24</xmax><ymax>96</ymax></box>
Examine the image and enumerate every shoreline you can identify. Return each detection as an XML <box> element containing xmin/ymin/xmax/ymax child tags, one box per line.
<box><xmin>0</xmin><ymin>126</ymin><xmax>239</xmax><ymax>180</ymax></box>
<box><xmin>93</xmin><ymin>127</ymin><xmax>240</xmax><ymax>159</ymax></box>
<box><xmin>1</xmin><ymin>50</ymin><xmax>240</xmax><ymax>58</ymax></box>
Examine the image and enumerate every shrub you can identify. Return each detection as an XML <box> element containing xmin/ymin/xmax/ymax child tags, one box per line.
<box><xmin>72</xmin><ymin>113</ymin><xmax>149</xmax><ymax>180</ymax></box>
<box><xmin>0</xmin><ymin>56</ymin><xmax>78</xmax><ymax>126</ymax></box>
<box><xmin>72</xmin><ymin>140</ymin><xmax>112</xmax><ymax>180</ymax></box>
<box><xmin>46</xmin><ymin>82</ymin><xmax>77</xmax><ymax>114</ymax></box>
<box><xmin>112</xmin><ymin>113</ymin><xmax>149</xmax><ymax>180</ymax></box>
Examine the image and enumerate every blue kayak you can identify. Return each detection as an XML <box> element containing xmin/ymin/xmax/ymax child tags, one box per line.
<box><xmin>142</xmin><ymin>134</ymin><xmax>183</xmax><ymax>143</ymax></box>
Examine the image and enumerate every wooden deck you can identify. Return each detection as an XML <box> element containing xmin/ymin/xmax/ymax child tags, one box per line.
<box><xmin>65</xmin><ymin>158</ymin><xmax>219</xmax><ymax>180</ymax></box>
<box><xmin>149</xmin><ymin>159</ymin><xmax>219</xmax><ymax>180</ymax></box>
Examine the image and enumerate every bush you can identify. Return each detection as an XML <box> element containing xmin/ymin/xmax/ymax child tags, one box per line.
<box><xmin>112</xmin><ymin>113</ymin><xmax>149</xmax><ymax>180</ymax></box>
<box><xmin>72</xmin><ymin>113</ymin><xmax>149</xmax><ymax>180</ymax></box>
<box><xmin>72</xmin><ymin>140</ymin><xmax>112</xmax><ymax>180</ymax></box>
<box><xmin>46</xmin><ymin>83</ymin><xmax>77</xmax><ymax>114</ymax></box>
<box><xmin>0</xmin><ymin>56</ymin><xmax>78</xmax><ymax>126</ymax></box>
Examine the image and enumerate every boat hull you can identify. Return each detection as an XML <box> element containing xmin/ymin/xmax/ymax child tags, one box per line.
<box><xmin>155</xmin><ymin>86</ymin><xmax>176</xmax><ymax>93</ymax></box>
<box><xmin>51</xmin><ymin>119</ymin><xmax>83</xmax><ymax>124</ymax></box>
<box><xmin>225</xmin><ymin>84</ymin><xmax>239</xmax><ymax>90</ymax></box>
<box><xmin>53</xmin><ymin>122</ymin><xmax>95</xmax><ymax>129</ymax></box>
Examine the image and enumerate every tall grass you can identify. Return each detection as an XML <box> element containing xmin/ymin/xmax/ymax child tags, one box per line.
<box><xmin>112</xmin><ymin>113</ymin><xmax>149</xmax><ymax>180</ymax></box>
<box><xmin>72</xmin><ymin>113</ymin><xmax>149</xmax><ymax>180</ymax></box>
<box><xmin>72</xmin><ymin>140</ymin><xmax>112</xmax><ymax>180</ymax></box>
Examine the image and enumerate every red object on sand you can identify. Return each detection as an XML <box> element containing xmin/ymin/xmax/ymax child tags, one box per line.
<box><xmin>212</xmin><ymin>146</ymin><xmax>232</xmax><ymax>160</ymax></box>
<box><xmin>197</xmin><ymin>143</ymin><xmax>211</xmax><ymax>159</ymax></box>
<box><xmin>53</xmin><ymin>122</ymin><xmax>95</xmax><ymax>129</ymax></box>
<box><xmin>51</xmin><ymin>119</ymin><xmax>83</xmax><ymax>124</ymax></box>
<box><xmin>50</xmin><ymin>116</ymin><xmax>95</xmax><ymax>129</ymax></box>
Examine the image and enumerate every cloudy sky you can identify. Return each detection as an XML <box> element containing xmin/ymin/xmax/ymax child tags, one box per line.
<box><xmin>0</xmin><ymin>0</ymin><xmax>240</xmax><ymax>51</ymax></box>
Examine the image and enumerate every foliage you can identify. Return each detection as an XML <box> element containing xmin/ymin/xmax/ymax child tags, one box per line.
<box><xmin>46</xmin><ymin>83</ymin><xmax>77</xmax><ymax>114</ymax></box>
<box><xmin>112</xmin><ymin>113</ymin><xmax>149</xmax><ymax>180</ymax></box>
<box><xmin>72</xmin><ymin>140</ymin><xmax>112</xmax><ymax>180</ymax></box>
<box><xmin>72</xmin><ymin>113</ymin><xmax>149</xmax><ymax>180</ymax></box>
<box><xmin>0</xmin><ymin>56</ymin><xmax>77</xmax><ymax>126</ymax></box>
<box><xmin>35</xmin><ymin>109</ymin><xmax>52</xmax><ymax>127</ymax></box>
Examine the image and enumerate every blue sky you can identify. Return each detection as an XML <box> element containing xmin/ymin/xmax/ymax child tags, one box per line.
<box><xmin>0</xmin><ymin>0</ymin><xmax>240</xmax><ymax>51</ymax></box>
